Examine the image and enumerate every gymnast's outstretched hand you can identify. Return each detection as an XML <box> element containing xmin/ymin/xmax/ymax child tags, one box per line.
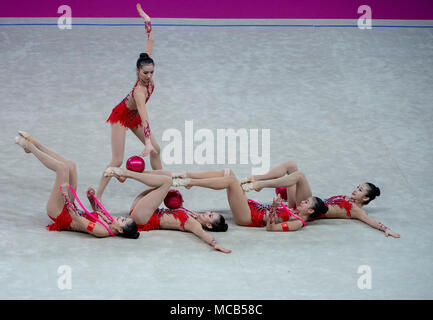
<box><xmin>214</xmin><ymin>243</ymin><xmax>232</xmax><ymax>254</ymax></box>
<box><xmin>385</xmin><ymin>228</ymin><xmax>401</xmax><ymax>238</ymax></box>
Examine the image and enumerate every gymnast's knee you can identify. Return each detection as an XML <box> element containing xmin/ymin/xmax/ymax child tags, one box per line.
<box><xmin>223</xmin><ymin>168</ymin><xmax>236</xmax><ymax>177</ymax></box>
<box><xmin>161</xmin><ymin>175</ymin><xmax>173</xmax><ymax>187</ymax></box>
<box><xmin>296</xmin><ymin>171</ymin><xmax>306</xmax><ymax>180</ymax></box>
<box><xmin>64</xmin><ymin>160</ymin><xmax>76</xmax><ymax>174</ymax></box>
<box><xmin>56</xmin><ymin>162</ymin><xmax>70</xmax><ymax>179</ymax></box>
<box><xmin>226</xmin><ymin>175</ymin><xmax>239</xmax><ymax>186</ymax></box>
<box><xmin>159</xmin><ymin>170</ymin><xmax>172</xmax><ymax>177</ymax></box>
<box><xmin>284</xmin><ymin>160</ymin><xmax>298</xmax><ymax>172</ymax></box>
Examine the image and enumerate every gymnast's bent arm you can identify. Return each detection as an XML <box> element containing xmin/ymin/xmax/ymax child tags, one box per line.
<box><xmin>265</xmin><ymin>195</ymin><xmax>304</xmax><ymax>232</ymax></box>
<box><xmin>70</xmin><ymin>214</ymin><xmax>111</xmax><ymax>238</ymax></box>
<box><xmin>60</xmin><ymin>187</ymin><xmax>111</xmax><ymax>238</ymax></box>
<box><xmin>266</xmin><ymin>219</ymin><xmax>304</xmax><ymax>232</ymax></box>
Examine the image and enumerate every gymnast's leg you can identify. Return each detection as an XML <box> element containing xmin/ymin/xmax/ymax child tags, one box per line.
<box><xmin>184</xmin><ymin>169</ymin><xmax>252</xmax><ymax>226</ymax></box>
<box><xmin>15</xmin><ymin>136</ymin><xmax>71</xmax><ymax>219</ymax></box>
<box><xmin>105</xmin><ymin>168</ymin><xmax>171</xmax><ymax>225</ymax></box>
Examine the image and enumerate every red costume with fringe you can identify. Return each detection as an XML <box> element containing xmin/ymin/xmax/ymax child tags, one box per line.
<box><xmin>46</xmin><ymin>202</ymin><xmax>74</xmax><ymax>231</ymax></box>
<box><xmin>106</xmin><ymin>79</ymin><xmax>154</xmax><ymax>129</ymax></box>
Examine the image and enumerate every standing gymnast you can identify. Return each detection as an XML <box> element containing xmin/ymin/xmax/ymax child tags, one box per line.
<box><xmin>170</xmin><ymin>169</ymin><xmax>327</xmax><ymax>232</ymax></box>
<box><xmin>103</xmin><ymin>168</ymin><xmax>231</xmax><ymax>253</ymax></box>
<box><xmin>96</xmin><ymin>4</ymin><xmax>162</xmax><ymax>200</ymax></box>
<box><xmin>239</xmin><ymin>161</ymin><xmax>400</xmax><ymax>238</ymax></box>
<box><xmin>14</xmin><ymin>132</ymin><xmax>172</xmax><ymax>239</ymax></box>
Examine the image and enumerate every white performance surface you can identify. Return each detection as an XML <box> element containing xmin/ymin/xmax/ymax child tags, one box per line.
<box><xmin>0</xmin><ymin>18</ymin><xmax>432</xmax><ymax>299</ymax></box>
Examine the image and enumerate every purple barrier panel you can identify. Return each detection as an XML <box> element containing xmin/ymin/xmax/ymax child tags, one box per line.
<box><xmin>0</xmin><ymin>0</ymin><xmax>432</xmax><ymax>20</ymax></box>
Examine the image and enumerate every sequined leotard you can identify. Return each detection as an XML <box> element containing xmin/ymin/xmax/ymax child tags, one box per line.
<box><xmin>106</xmin><ymin>79</ymin><xmax>154</xmax><ymax>129</ymax></box>
<box><xmin>310</xmin><ymin>195</ymin><xmax>355</xmax><ymax>221</ymax></box>
<box><xmin>247</xmin><ymin>199</ymin><xmax>306</xmax><ymax>227</ymax></box>
<box><xmin>130</xmin><ymin>207</ymin><xmax>199</xmax><ymax>232</ymax></box>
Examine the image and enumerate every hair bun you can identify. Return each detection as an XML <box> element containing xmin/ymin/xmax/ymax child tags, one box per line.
<box><xmin>139</xmin><ymin>53</ymin><xmax>149</xmax><ymax>59</ymax></box>
<box><xmin>375</xmin><ymin>186</ymin><xmax>381</xmax><ymax>197</ymax></box>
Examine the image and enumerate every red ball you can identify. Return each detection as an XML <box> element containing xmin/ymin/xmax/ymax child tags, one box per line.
<box><xmin>126</xmin><ymin>156</ymin><xmax>145</xmax><ymax>172</ymax></box>
<box><xmin>164</xmin><ymin>189</ymin><xmax>183</xmax><ymax>209</ymax></box>
<box><xmin>275</xmin><ymin>187</ymin><xmax>288</xmax><ymax>201</ymax></box>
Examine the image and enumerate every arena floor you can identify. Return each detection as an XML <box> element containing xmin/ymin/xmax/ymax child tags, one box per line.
<box><xmin>1</xmin><ymin>18</ymin><xmax>432</xmax><ymax>299</ymax></box>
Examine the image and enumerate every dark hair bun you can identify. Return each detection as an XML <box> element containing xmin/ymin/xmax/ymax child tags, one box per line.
<box><xmin>374</xmin><ymin>186</ymin><xmax>380</xmax><ymax>197</ymax></box>
<box><xmin>364</xmin><ymin>182</ymin><xmax>381</xmax><ymax>205</ymax></box>
<box><xmin>119</xmin><ymin>221</ymin><xmax>140</xmax><ymax>239</ymax></box>
<box><xmin>310</xmin><ymin>197</ymin><xmax>328</xmax><ymax>219</ymax></box>
<box><xmin>136</xmin><ymin>52</ymin><xmax>155</xmax><ymax>68</ymax></box>
<box><xmin>366</xmin><ymin>182</ymin><xmax>380</xmax><ymax>197</ymax></box>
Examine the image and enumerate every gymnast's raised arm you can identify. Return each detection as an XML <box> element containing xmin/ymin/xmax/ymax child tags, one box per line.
<box><xmin>136</xmin><ymin>3</ymin><xmax>154</xmax><ymax>57</ymax></box>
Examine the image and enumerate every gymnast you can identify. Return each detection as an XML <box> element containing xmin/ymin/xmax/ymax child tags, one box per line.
<box><xmin>96</xmin><ymin>4</ymin><xmax>162</xmax><ymax>200</ymax></box>
<box><xmin>14</xmin><ymin>132</ymin><xmax>141</xmax><ymax>238</ymax></box>
<box><xmin>104</xmin><ymin>168</ymin><xmax>231</xmax><ymax>253</ymax></box>
<box><xmin>239</xmin><ymin>161</ymin><xmax>400</xmax><ymax>238</ymax></box>
<box><xmin>170</xmin><ymin>168</ymin><xmax>328</xmax><ymax>232</ymax></box>
<box><xmin>15</xmin><ymin>132</ymin><xmax>230</xmax><ymax>252</ymax></box>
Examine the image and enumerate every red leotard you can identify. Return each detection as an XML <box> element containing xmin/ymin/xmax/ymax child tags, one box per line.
<box><xmin>310</xmin><ymin>195</ymin><xmax>354</xmax><ymax>221</ymax></box>
<box><xmin>46</xmin><ymin>202</ymin><xmax>74</xmax><ymax>231</ymax></box>
<box><xmin>46</xmin><ymin>199</ymin><xmax>107</xmax><ymax>232</ymax></box>
<box><xmin>106</xmin><ymin>79</ymin><xmax>154</xmax><ymax>129</ymax></box>
<box><xmin>247</xmin><ymin>199</ymin><xmax>306</xmax><ymax>228</ymax></box>
<box><xmin>325</xmin><ymin>195</ymin><xmax>354</xmax><ymax>217</ymax></box>
<box><xmin>130</xmin><ymin>207</ymin><xmax>199</xmax><ymax>232</ymax></box>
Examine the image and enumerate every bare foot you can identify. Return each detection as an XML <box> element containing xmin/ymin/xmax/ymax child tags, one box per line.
<box><xmin>172</xmin><ymin>171</ymin><xmax>187</xmax><ymax>179</ymax></box>
<box><xmin>253</xmin><ymin>181</ymin><xmax>262</xmax><ymax>192</ymax></box>
<box><xmin>104</xmin><ymin>167</ymin><xmax>127</xmax><ymax>183</ymax></box>
<box><xmin>239</xmin><ymin>176</ymin><xmax>255</xmax><ymax>185</ymax></box>
<box><xmin>18</xmin><ymin>131</ymin><xmax>35</xmax><ymax>143</ymax></box>
<box><xmin>241</xmin><ymin>181</ymin><xmax>261</xmax><ymax>192</ymax></box>
<box><xmin>172</xmin><ymin>178</ymin><xmax>191</xmax><ymax>188</ymax></box>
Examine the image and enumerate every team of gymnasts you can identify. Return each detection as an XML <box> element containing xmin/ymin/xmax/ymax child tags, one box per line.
<box><xmin>14</xmin><ymin>3</ymin><xmax>400</xmax><ymax>254</ymax></box>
